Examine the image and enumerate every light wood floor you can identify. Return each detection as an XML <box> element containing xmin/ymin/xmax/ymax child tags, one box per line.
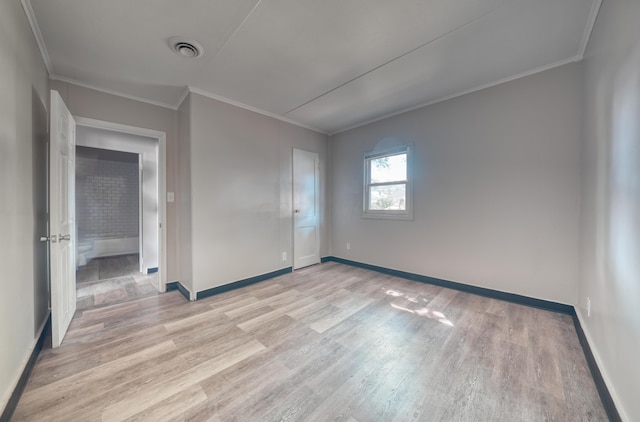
<box><xmin>13</xmin><ymin>262</ymin><xmax>607</xmax><ymax>421</ymax></box>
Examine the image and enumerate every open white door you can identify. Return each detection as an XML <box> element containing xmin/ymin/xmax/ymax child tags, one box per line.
<box><xmin>49</xmin><ymin>90</ymin><xmax>76</xmax><ymax>348</ymax></box>
<box><xmin>293</xmin><ymin>148</ymin><xmax>320</xmax><ymax>270</ymax></box>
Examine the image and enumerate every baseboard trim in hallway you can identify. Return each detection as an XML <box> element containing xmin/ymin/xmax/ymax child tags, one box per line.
<box><xmin>166</xmin><ymin>281</ymin><xmax>191</xmax><ymax>301</ymax></box>
<box><xmin>322</xmin><ymin>255</ymin><xmax>622</xmax><ymax>421</ymax></box>
<box><xmin>0</xmin><ymin>314</ymin><xmax>50</xmax><ymax>422</ymax></box>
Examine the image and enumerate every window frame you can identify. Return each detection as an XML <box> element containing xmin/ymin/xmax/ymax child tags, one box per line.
<box><xmin>362</xmin><ymin>145</ymin><xmax>413</xmax><ymax>220</ymax></box>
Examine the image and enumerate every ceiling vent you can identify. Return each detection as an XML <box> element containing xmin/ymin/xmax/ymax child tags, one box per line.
<box><xmin>169</xmin><ymin>37</ymin><xmax>204</xmax><ymax>58</ymax></box>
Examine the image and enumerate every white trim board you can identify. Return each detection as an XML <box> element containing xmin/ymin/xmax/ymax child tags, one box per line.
<box><xmin>186</xmin><ymin>87</ymin><xmax>327</xmax><ymax>135</ymax></box>
<box><xmin>20</xmin><ymin>0</ymin><xmax>52</xmax><ymax>74</ymax></box>
<box><xmin>51</xmin><ymin>75</ymin><xmax>178</xmax><ymax>111</ymax></box>
<box><xmin>175</xmin><ymin>87</ymin><xmax>191</xmax><ymax>111</ymax></box>
<box><xmin>578</xmin><ymin>0</ymin><xmax>603</xmax><ymax>59</ymax></box>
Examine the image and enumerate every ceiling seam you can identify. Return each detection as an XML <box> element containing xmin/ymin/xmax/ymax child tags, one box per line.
<box><xmin>188</xmin><ymin>0</ymin><xmax>265</xmax><ymax>100</ymax></box>
<box><xmin>282</xmin><ymin>3</ymin><xmax>504</xmax><ymax>117</ymax></box>
<box><xmin>329</xmin><ymin>55</ymin><xmax>581</xmax><ymax>136</ymax></box>
<box><xmin>25</xmin><ymin>0</ymin><xmax>596</xmax><ymax>136</ymax></box>
<box><xmin>209</xmin><ymin>0</ymin><xmax>264</xmax><ymax>63</ymax></box>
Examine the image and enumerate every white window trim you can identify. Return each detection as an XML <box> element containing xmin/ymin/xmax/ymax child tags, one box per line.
<box><xmin>363</xmin><ymin>145</ymin><xmax>413</xmax><ymax>220</ymax></box>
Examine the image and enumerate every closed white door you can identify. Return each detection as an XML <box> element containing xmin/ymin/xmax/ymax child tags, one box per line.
<box><xmin>49</xmin><ymin>90</ymin><xmax>76</xmax><ymax>348</ymax></box>
<box><xmin>293</xmin><ymin>149</ymin><xmax>320</xmax><ymax>270</ymax></box>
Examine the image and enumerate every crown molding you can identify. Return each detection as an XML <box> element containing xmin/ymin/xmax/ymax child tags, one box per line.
<box><xmin>20</xmin><ymin>0</ymin><xmax>52</xmax><ymax>74</ymax></box>
<box><xmin>50</xmin><ymin>77</ymin><xmax>327</xmax><ymax>135</ymax></box>
<box><xmin>330</xmin><ymin>55</ymin><xmax>581</xmax><ymax>136</ymax></box>
<box><xmin>188</xmin><ymin>87</ymin><xmax>327</xmax><ymax>135</ymax></box>
<box><xmin>22</xmin><ymin>0</ymin><xmax>597</xmax><ymax>138</ymax></box>
<box><xmin>174</xmin><ymin>86</ymin><xmax>191</xmax><ymax>110</ymax></box>
<box><xmin>50</xmin><ymin>74</ymin><xmax>178</xmax><ymax>110</ymax></box>
<box><xmin>578</xmin><ymin>0</ymin><xmax>603</xmax><ymax>59</ymax></box>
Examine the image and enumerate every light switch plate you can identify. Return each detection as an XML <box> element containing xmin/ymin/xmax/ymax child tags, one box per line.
<box><xmin>167</xmin><ymin>192</ymin><xmax>175</xmax><ymax>202</ymax></box>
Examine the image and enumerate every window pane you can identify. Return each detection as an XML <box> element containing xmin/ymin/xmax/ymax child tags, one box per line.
<box><xmin>370</xmin><ymin>153</ymin><xmax>406</xmax><ymax>183</ymax></box>
<box><xmin>369</xmin><ymin>184</ymin><xmax>406</xmax><ymax>210</ymax></box>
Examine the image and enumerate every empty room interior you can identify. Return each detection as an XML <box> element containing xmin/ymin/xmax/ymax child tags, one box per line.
<box><xmin>1</xmin><ymin>0</ymin><xmax>638</xmax><ymax>421</ymax></box>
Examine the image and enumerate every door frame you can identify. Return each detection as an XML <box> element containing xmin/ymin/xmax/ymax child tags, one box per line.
<box><xmin>292</xmin><ymin>148</ymin><xmax>321</xmax><ymax>270</ymax></box>
<box><xmin>74</xmin><ymin>117</ymin><xmax>168</xmax><ymax>291</ymax></box>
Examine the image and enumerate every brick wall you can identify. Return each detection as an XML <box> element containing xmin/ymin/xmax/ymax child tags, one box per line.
<box><xmin>76</xmin><ymin>154</ymin><xmax>139</xmax><ymax>240</ymax></box>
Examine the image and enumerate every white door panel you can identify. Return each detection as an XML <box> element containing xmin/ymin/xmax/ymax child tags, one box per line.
<box><xmin>50</xmin><ymin>90</ymin><xmax>76</xmax><ymax>348</ymax></box>
<box><xmin>293</xmin><ymin>149</ymin><xmax>320</xmax><ymax>269</ymax></box>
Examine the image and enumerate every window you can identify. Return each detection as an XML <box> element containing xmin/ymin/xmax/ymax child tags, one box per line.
<box><xmin>363</xmin><ymin>146</ymin><xmax>412</xmax><ymax>219</ymax></box>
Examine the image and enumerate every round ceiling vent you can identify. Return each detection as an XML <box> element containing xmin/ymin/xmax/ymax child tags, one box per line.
<box><xmin>169</xmin><ymin>37</ymin><xmax>204</xmax><ymax>58</ymax></box>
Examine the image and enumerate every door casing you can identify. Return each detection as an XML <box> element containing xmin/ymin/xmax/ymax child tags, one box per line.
<box><xmin>74</xmin><ymin>117</ymin><xmax>168</xmax><ymax>291</ymax></box>
<box><xmin>292</xmin><ymin>148</ymin><xmax>320</xmax><ymax>270</ymax></box>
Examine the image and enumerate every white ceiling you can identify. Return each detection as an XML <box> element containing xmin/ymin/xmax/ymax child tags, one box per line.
<box><xmin>25</xmin><ymin>0</ymin><xmax>600</xmax><ymax>134</ymax></box>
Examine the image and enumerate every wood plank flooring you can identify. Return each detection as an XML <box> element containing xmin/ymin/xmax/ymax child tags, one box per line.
<box><xmin>13</xmin><ymin>262</ymin><xmax>607</xmax><ymax>421</ymax></box>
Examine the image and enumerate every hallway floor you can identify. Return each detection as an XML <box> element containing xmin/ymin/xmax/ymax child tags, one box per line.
<box><xmin>76</xmin><ymin>254</ymin><xmax>158</xmax><ymax>311</ymax></box>
<box><xmin>77</xmin><ymin>253</ymin><xmax>140</xmax><ymax>283</ymax></box>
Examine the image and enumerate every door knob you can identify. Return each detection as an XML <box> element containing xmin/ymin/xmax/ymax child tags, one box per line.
<box><xmin>59</xmin><ymin>234</ymin><xmax>71</xmax><ymax>241</ymax></box>
<box><xmin>40</xmin><ymin>235</ymin><xmax>57</xmax><ymax>243</ymax></box>
<box><xmin>294</xmin><ymin>209</ymin><xmax>301</xmax><ymax>213</ymax></box>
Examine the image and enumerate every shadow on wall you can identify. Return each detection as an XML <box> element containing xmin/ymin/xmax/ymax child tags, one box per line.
<box><xmin>31</xmin><ymin>87</ymin><xmax>49</xmax><ymax>336</ymax></box>
<box><xmin>607</xmin><ymin>44</ymin><xmax>640</xmax><ymax>323</ymax></box>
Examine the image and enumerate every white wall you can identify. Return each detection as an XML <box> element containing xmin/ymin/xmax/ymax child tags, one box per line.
<box><xmin>49</xmin><ymin>80</ymin><xmax>179</xmax><ymax>281</ymax></box>
<box><xmin>76</xmin><ymin>126</ymin><xmax>159</xmax><ymax>272</ymax></box>
<box><xmin>579</xmin><ymin>1</ymin><xmax>640</xmax><ymax>420</ymax></box>
<box><xmin>330</xmin><ymin>63</ymin><xmax>582</xmax><ymax>305</ymax></box>
<box><xmin>0</xmin><ymin>0</ymin><xmax>49</xmax><ymax>412</ymax></box>
<box><xmin>178</xmin><ymin>93</ymin><xmax>328</xmax><ymax>295</ymax></box>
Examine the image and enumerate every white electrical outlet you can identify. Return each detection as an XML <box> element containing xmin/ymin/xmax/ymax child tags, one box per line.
<box><xmin>346</xmin><ymin>242</ymin><xmax>351</xmax><ymax>250</ymax></box>
<box><xmin>282</xmin><ymin>252</ymin><xmax>287</xmax><ymax>261</ymax></box>
<box><xmin>586</xmin><ymin>297</ymin><xmax>591</xmax><ymax>318</ymax></box>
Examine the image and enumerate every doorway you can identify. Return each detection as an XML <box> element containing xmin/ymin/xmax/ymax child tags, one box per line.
<box><xmin>74</xmin><ymin>146</ymin><xmax>152</xmax><ymax>309</ymax></box>
<box><xmin>292</xmin><ymin>148</ymin><xmax>320</xmax><ymax>269</ymax></box>
<box><xmin>48</xmin><ymin>91</ymin><xmax>167</xmax><ymax>346</ymax></box>
<box><xmin>73</xmin><ymin>118</ymin><xmax>167</xmax><ymax>310</ymax></box>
